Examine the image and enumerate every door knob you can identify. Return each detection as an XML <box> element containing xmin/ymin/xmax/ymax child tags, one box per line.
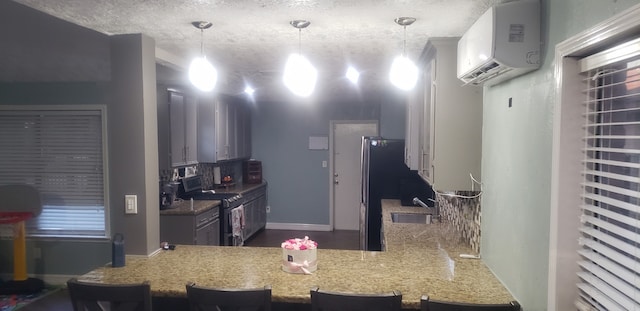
<box><xmin>334</xmin><ymin>179</ymin><xmax>339</xmax><ymax>185</ymax></box>
<box><xmin>334</xmin><ymin>173</ymin><xmax>339</xmax><ymax>177</ymax></box>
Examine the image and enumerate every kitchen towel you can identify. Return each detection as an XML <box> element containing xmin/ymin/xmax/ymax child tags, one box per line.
<box><xmin>231</xmin><ymin>205</ymin><xmax>245</xmax><ymax>245</ymax></box>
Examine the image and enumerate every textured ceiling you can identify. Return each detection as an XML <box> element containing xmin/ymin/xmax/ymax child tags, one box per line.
<box><xmin>10</xmin><ymin>0</ymin><xmax>508</xmax><ymax>101</ymax></box>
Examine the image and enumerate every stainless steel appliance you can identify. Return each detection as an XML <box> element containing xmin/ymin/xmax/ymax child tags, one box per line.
<box><xmin>178</xmin><ymin>175</ymin><xmax>243</xmax><ymax>246</ymax></box>
<box><xmin>360</xmin><ymin>137</ymin><xmax>411</xmax><ymax>251</ymax></box>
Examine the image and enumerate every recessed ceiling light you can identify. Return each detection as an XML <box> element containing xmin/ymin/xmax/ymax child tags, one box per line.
<box><xmin>244</xmin><ymin>86</ymin><xmax>255</xmax><ymax>95</ymax></box>
<box><xmin>346</xmin><ymin>66</ymin><xmax>360</xmax><ymax>84</ymax></box>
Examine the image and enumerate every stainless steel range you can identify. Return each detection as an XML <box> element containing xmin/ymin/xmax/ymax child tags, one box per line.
<box><xmin>178</xmin><ymin>175</ymin><xmax>243</xmax><ymax>246</ymax></box>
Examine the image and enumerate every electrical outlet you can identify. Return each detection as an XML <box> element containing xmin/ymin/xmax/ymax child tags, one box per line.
<box><xmin>125</xmin><ymin>195</ymin><xmax>137</xmax><ymax>214</ymax></box>
<box><xmin>266</xmin><ymin>205</ymin><xmax>271</xmax><ymax>213</ymax></box>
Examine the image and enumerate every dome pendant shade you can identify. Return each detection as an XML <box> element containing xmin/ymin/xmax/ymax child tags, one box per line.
<box><xmin>389</xmin><ymin>55</ymin><xmax>418</xmax><ymax>90</ymax></box>
<box><xmin>283</xmin><ymin>53</ymin><xmax>317</xmax><ymax>97</ymax></box>
<box><xmin>189</xmin><ymin>57</ymin><xmax>217</xmax><ymax>92</ymax></box>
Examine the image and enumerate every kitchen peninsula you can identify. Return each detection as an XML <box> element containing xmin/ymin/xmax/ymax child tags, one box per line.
<box><xmin>78</xmin><ymin>199</ymin><xmax>514</xmax><ymax>310</ymax></box>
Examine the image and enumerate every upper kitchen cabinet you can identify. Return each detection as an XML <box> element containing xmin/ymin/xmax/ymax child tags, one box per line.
<box><xmin>169</xmin><ymin>90</ymin><xmax>198</xmax><ymax>167</ymax></box>
<box><xmin>198</xmin><ymin>95</ymin><xmax>251</xmax><ymax>163</ymax></box>
<box><xmin>405</xmin><ymin>66</ymin><xmax>425</xmax><ymax>171</ymax></box>
<box><xmin>414</xmin><ymin>38</ymin><xmax>483</xmax><ymax>191</ymax></box>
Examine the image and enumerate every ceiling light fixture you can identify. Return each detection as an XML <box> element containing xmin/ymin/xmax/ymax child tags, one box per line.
<box><xmin>283</xmin><ymin>20</ymin><xmax>317</xmax><ymax>97</ymax></box>
<box><xmin>346</xmin><ymin>66</ymin><xmax>360</xmax><ymax>84</ymax></box>
<box><xmin>389</xmin><ymin>17</ymin><xmax>418</xmax><ymax>91</ymax></box>
<box><xmin>189</xmin><ymin>21</ymin><xmax>217</xmax><ymax>92</ymax></box>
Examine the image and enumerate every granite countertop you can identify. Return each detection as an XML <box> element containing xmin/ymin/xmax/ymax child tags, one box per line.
<box><xmin>159</xmin><ymin>200</ymin><xmax>220</xmax><ymax>216</ymax></box>
<box><xmin>159</xmin><ymin>181</ymin><xmax>266</xmax><ymax>216</ymax></box>
<box><xmin>79</xmin><ymin>198</ymin><xmax>513</xmax><ymax>309</ymax></box>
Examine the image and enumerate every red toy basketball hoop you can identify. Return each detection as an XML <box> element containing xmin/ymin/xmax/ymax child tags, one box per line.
<box><xmin>0</xmin><ymin>212</ymin><xmax>32</xmax><ymax>224</ymax></box>
<box><xmin>0</xmin><ymin>184</ymin><xmax>44</xmax><ymax>295</ymax></box>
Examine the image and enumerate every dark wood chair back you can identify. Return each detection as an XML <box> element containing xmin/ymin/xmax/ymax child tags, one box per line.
<box><xmin>67</xmin><ymin>278</ymin><xmax>152</xmax><ymax>311</ymax></box>
<box><xmin>310</xmin><ymin>287</ymin><xmax>402</xmax><ymax>311</ymax></box>
<box><xmin>420</xmin><ymin>295</ymin><xmax>521</xmax><ymax>311</ymax></box>
<box><xmin>185</xmin><ymin>282</ymin><xmax>272</xmax><ymax>311</ymax></box>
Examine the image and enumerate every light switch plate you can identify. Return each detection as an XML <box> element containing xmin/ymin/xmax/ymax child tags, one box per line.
<box><xmin>125</xmin><ymin>194</ymin><xmax>137</xmax><ymax>214</ymax></box>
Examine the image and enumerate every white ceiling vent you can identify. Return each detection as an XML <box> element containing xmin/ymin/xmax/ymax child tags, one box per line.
<box><xmin>457</xmin><ymin>0</ymin><xmax>540</xmax><ymax>86</ymax></box>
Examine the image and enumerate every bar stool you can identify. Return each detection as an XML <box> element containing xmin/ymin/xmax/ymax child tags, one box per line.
<box><xmin>67</xmin><ymin>278</ymin><xmax>152</xmax><ymax>311</ymax></box>
<box><xmin>310</xmin><ymin>287</ymin><xmax>402</xmax><ymax>311</ymax></box>
<box><xmin>185</xmin><ymin>282</ymin><xmax>272</xmax><ymax>311</ymax></box>
<box><xmin>420</xmin><ymin>295</ymin><xmax>521</xmax><ymax>311</ymax></box>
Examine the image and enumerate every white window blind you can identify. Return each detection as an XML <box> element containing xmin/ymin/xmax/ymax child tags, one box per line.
<box><xmin>577</xmin><ymin>38</ymin><xmax>640</xmax><ymax>311</ymax></box>
<box><xmin>0</xmin><ymin>106</ymin><xmax>107</xmax><ymax>238</ymax></box>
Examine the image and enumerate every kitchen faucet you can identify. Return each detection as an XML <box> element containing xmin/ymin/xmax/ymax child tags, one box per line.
<box><xmin>412</xmin><ymin>197</ymin><xmax>440</xmax><ymax>222</ymax></box>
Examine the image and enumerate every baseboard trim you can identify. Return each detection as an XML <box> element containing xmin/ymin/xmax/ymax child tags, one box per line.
<box><xmin>265</xmin><ymin>223</ymin><xmax>331</xmax><ymax>231</ymax></box>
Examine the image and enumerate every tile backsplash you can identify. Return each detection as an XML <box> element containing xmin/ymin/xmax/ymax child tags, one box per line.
<box><xmin>437</xmin><ymin>191</ymin><xmax>481</xmax><ymax>253</ymax></box>
<box><xmin>197</xmin><ymin>161</ymin><xmax>241</xmax><ymax>189</ymax></box>
<box><xmin>159</xmin><ymin>161</ymin><xmax>243</xmax><ymax>189</ymax></box>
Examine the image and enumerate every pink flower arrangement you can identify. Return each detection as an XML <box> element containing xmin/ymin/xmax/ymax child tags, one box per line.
<box><xmin>281</xmin><ymin>236</ymin><xmax>318</xmax><ymax>250</ymax></box>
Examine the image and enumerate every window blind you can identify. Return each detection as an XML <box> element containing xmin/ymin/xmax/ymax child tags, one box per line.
<box><xmin>576</xmin><ymin>38</ymin><xmax>640</xmax><ymax>311</ymax></box>
<box><xmin>0</xmin><ymin>107</ymin><xmax>107</xmax><ymax>238</ymax></box>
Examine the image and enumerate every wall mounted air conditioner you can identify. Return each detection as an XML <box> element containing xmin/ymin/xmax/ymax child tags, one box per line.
<box><xmin>457</xmin><ymin>0</ymin><xmax>540</xmax><ymax>86</ymax></box>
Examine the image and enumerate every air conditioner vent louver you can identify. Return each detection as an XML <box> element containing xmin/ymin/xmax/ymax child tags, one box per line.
<box><xmin>457</xmin><ymin>0</ymin><xmax>540</xmax><ymax>86</ymax></box>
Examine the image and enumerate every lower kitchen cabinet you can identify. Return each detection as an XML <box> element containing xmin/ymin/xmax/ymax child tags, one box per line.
<box><xmin>160</xmin><ymin>206</ymin><xmax>220</xmax><ymax>246</ymax></box>
<box><xmin>242</xmin><ymin>184</ymin><xmax>267</xmax><ymax>241</ymax></box>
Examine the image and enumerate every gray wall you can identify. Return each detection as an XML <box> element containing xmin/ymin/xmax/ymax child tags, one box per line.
<box><xmin>252</xmin><ymin>94</ymin><xmax>405</xmax><ymax>225</ymax></box>
<box><xmin>480</xmin><ymin>1</ymin><xmax>640</xmax><ymax>310</ymax></box>
<box><xmin>0</xmin><ymin>2</ymin><xmax>160</xmax><ymax>277</ymax></box>
<box><xmin>0</xmin><ymin>82</ymin><xmax>114</xmax><ymax>276</ymax></box>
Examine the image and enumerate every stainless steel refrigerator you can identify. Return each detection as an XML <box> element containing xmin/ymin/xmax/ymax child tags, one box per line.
<box><xmin>359</xmin><ymin>137</ymin><xmax>410</xmax><ymax>251</ymax></box>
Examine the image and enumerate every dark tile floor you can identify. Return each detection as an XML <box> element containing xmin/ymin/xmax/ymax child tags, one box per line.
<box><xmin>15</xmin><ymin>229</ymin><xmax>360</xmax><ymax>311</ymax></box>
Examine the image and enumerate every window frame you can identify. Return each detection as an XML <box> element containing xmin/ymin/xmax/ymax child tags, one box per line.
<box><xmin>0</xmin><ymin>105</ymin><xmax>110</xmax><ymax>240</ymax></box>
<box><xmin>549</xmin><ymin>4</ymin><xmax>640</xmax><ymax>310</ymax></box>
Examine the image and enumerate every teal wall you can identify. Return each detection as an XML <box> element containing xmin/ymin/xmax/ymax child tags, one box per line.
<box><xmin>480</xmin><ymin>1</ymin><xmax>640</xmax><ymax>310</ymax></box>
<box><xmin>251</xmin><ymin>94</ymin><xmax>405</xmax><ymax>225</ymax></box>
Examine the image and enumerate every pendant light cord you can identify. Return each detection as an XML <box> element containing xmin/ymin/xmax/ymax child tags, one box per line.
<box><xmin>200</xmin><ymin>28</ymin><xmax>204</xmax><ymax>56</ymax></box>
<box><xmin>298</xmin><ymin>28</ymin><xmax>302</xmax><ymax>54</ymax></box>
<box><xmin>402</xmin><ymin>25</ymin><xmax>407</xmax><ymax>56</ymax></box>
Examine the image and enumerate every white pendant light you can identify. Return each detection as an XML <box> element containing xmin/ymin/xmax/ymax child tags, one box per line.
<box><xmin>283</xmin><ymin>20</ymin><xmax>317</xmax><ymax>97</ymax></box>
<box><xmin>389</xmin><ymin>17</ymin><xmax>418</xmax><ymax>91</ymax></box>
<box><xmin>390</xmin><ymin>55</ymin><xmax>418</xmax><ymax>90</ymax></box>
<box><xmin>283</xmin><ymin>53</ymin><xmax>317</xmax><ymax>97</ymax></box>
<box><xmin>189</xmin><ymin>21</ymin><xmax>217</xmax><ymax>92</ymax></box>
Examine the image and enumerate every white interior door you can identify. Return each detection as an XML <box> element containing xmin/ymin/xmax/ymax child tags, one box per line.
<box><xmin>332</xmin><ymin>122</ymin><xmax>378</xmax><ymax>230</ymax></box>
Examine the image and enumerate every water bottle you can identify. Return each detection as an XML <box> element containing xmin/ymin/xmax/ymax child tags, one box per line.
<box><xmin>112</xmin><ymin>233</ymin><xmax>125</xmax><ymax>267</ymax></box>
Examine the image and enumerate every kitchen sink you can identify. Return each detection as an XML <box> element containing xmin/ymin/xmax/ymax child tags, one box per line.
<box><xmin>390</xmin><ymin>212</ymin><xmax>431</xmax><ymax>224</ymax></box>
